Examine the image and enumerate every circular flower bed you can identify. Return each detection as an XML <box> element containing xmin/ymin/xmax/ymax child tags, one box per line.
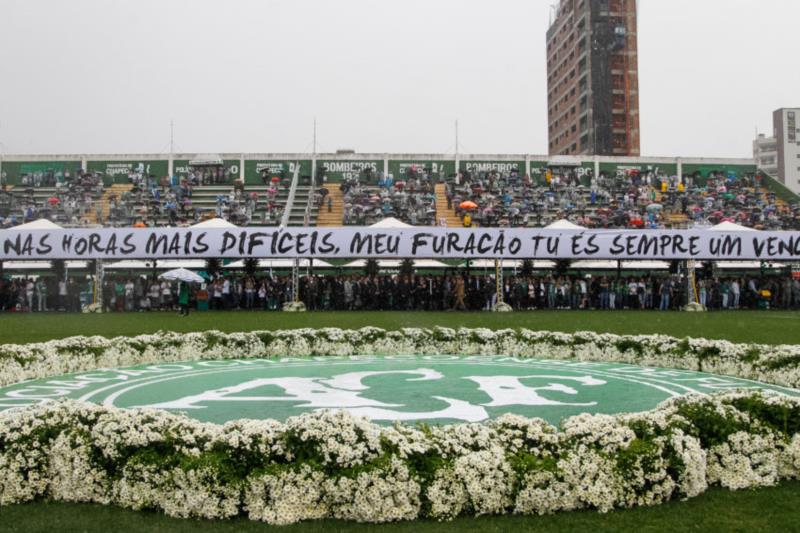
<box><xmin>0</xmin><ymin>328</ymin><xmax>799</xmax><ymax>525</ymax></box>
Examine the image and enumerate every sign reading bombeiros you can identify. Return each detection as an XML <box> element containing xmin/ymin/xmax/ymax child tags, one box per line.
<box><xmin>2</xmin><ymin>227</ymin><xmax>800</xmax><ymax>260</ymax></box>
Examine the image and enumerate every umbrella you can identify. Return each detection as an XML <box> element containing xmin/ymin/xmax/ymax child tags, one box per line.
<box><xmin>271</xmin><ymin>176</ymin><xmax>281</xmax><ymax>182</ymax></box>
<box><xmin>159</xmin><ymin>268</ymin><xmax>204</xmax><ymax>283</ymax></box>
<box><xmin>460</xmin><ymin>200</ymin><xmax>478</xmax><ymax>210</ymax></box>
<box><xmin>646</xmin><ymin>203</ymin><xmax>663</xmax><ymax>212</ymax></box>
<box><xmin>47</xmin><ymin>197</ymin><xmax>60</xmax><ymax>205</ymax></box>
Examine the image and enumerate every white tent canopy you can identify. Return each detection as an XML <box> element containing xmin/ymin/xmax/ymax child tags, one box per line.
<box><xmin>226</xmin><ymin>259</ymin><xmax>332</xmax><ymax>268</ymax></box>
<box><xmin>1</xmin><ymin>261</ymin><xmax>87</xmax><ymax>271</ymax></box>
<box><xmin>343</xmin><ymin>259</ymin><xmax>450</xmax><ymax>269</ymax></box>
<box><xmin>462</xmin><ymin>259</ymin><xmax>534</xmax><ymax>269</ymax></box>
<box><xmin>159</xmin><ymin>268</ymin><xmax>205</xmax><ymax>283</ymax></box>
<box><xmin>9</xmin><ymin>219</ymin><xmax>62</xmax><ymax>230</ymax></box>
<box><xmin>103</xmin><ymin>259</ymin><xmax>206</xmax><ymax>270</ymax></box>
<box><xmin>711</xmin><ymin>221</ymin><xmax>756</xmax><ymax>232</ymax></box>
<box><xmin>369</xmin><ymin>217</ymin><xmax>412</xmax><ymax>228</ymax></box>
<box><xmin>191</xmin><ymin>218</ymin><xmax>238</xmax><ymax>229</ymax></box>
<box><xmin>188</xmin><ymin>154</ymin><xmax>224</xmax><ymax>166</ymax></box>
<box><xmin>545</xmin><ymin>219</ymin><xmax>586</xmax><ymax>230</ymax></box>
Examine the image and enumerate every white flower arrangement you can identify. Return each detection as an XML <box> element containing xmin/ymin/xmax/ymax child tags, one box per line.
<box><xmin>1</xmin><ymin>327</ymin><xmax>800</xmax><ymax>390</ymax></box>
<box><xmin>0</xmin><ymin>392</ymin><xmax>798</xmax><ymax>525</ymax></box>
<box><xmin>1</xmin><ymin>328</ymin><xmax>800</xmax><ymax>525</ymax></box>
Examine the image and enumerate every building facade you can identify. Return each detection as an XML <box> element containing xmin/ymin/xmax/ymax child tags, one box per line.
<box><xmin>547</xmin><ymin>0</ymin><xmax>640</xmax><ymax>157</ymax></box>
<box><xmin>753</xmin><ymin>133</ymin><xmax>779</xmax><ymax>179</ymax></box>
<box><xmin>773</xmin><ymin>108</ymin><xmax>800</xmax><ymax>194</ymax></box>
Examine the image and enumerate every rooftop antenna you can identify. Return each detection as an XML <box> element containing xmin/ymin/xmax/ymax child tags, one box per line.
<box><xmin>455</xmin><ymin>119</ymin><xmax>459</xmax><ymax>156</ymax></box>
<box><xmin>313</xmin><ymin>117</ymin><xmax>317</xmax><ymax>155</ymax></box>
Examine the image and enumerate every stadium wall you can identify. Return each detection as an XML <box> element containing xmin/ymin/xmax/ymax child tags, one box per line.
<box><xmin>0</xmin><ymin>152</ymin><xmax>756</xmax><ymax>186</ymax></box>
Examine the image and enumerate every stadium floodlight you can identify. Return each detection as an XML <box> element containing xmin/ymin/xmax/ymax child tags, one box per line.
<box><xmin>0</xmin><ymin>141</ymin><xmax>5</xmax><ymax>187</ymax></box>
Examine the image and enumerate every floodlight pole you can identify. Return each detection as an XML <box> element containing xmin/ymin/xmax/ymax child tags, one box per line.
<box><xmin>292</xmin><ymin>258</ymin><xmax>300</xmax><ymax>303</ymax></box>
<box><xmin>495</xmin><ymin>259</ymin><xmax>503</xmax><ymax>306</ymax></box>
<box><xmin>94</xmin><ymin>260</ymin><xmax>104</xmax><ymax>310</ymax></box>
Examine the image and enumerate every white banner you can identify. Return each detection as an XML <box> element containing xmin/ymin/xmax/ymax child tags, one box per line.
<box><xmin>2</xmin><ymin>227</ymin><xmax>800</xmax><ymax>261</ymax></box>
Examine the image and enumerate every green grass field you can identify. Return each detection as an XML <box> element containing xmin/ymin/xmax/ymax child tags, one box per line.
<box><xmin>1</xmin><ymin>310</ymin><xmax>800</xmax><ymax>532</ymax></box>
<box><xmin>1</xmin><ymin>310</ymin><xmax>799</xmax><ymax>345</ymax></box>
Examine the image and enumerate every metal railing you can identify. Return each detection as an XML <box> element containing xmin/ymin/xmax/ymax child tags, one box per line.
<box><xmin>302</xmin><ymin>174</ymin><xmax>316</xmax><ymax>226</ymax></box>
<box><xmin>280</xmin><ymin>162</ymin><xmax>301</xmax><ymax>227</ymax></box>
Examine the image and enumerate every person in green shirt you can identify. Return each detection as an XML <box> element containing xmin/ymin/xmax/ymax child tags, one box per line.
<box><xmin>114</xmin><ymin>280</ymin><xmax>125</xmax><ymax>312</ymax></box>
<box><xmin>178</xmin><ymin>282</ymin><xmax>191</xmax><ymax>316</ymax></box>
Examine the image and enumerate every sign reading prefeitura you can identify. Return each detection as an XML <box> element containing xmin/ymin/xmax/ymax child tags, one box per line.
<box><xmin>86</xmin><ymin>160</ymin><xmax>169</xmax><ymax>183</ymax></box>
<box><xmin>318</xmin><ymin>160</ymin><xmax>381</xmax><ymax>183</ymax></box>
<box><xmin>243</xmin><ymin>160</ymin><xmax>312</xmax><ymax>185</ymax></box>
<box><xmin>0</xmin><ymin>356</ymin><xmax>796</xmax><ymax>425</ymax></box>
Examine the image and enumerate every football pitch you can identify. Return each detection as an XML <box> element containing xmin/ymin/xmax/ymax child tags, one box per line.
<box><xmin>1</xmin><ymin>310</ymin><xmax>800</xmax><ymax>346</ymax></box>
<box><xmin>1</xmin><ymin>310</ymin><xmax>800</xmax><ymax>532</ymax></box>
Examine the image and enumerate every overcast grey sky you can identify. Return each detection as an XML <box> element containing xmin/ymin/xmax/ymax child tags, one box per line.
<box><xmin>0</xmin><ymin>0</ymin><xmax>797</xmax><ymax>158</ymax></box>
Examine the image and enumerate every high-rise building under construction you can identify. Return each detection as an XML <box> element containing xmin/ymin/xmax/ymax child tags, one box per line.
<box><xmin>546</xmin><ymin>0</ymin><xmax>640</xmax><ymax>156</ymax></box>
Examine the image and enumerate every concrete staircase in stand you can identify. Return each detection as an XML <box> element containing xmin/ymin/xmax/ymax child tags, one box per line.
<box><xmin>94</xmin><ymin>183</ymin><xmax>133</xmax><ymax>224</ymax></box>
<box><xmin>316</xmin><ymin>187</ymin><xmax>344</xmax><ymax>227</ymax></box>
<box><xmin>434</xmin><ymin>183</ymin><xmax>462</xmax><ymax>227</ymax></box>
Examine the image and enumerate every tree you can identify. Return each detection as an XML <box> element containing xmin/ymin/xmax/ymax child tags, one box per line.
<box><xmin>364</xmin><ymin>259</ymin><xmax>379</xmax><ymax>277</ymax></box>
<box><xmin>554</xmin><ymin>259</ymin><xmax>571</xmax><ymax>277</ymax></box>
<box><xmin>399</xmin><ymin>259</ymin><xmax>415</xmax><ymax>277</ymax></box>
<box><xmin>51</xmin><ymin>259</ymin><xmax>66</xmax><ymax>281</ymax></box>
<box><xmin>520</xmin><ymin>260</ymin><xmax>534</xmax><ymax>278</ymax></box>
<box><xmin>205</xmin><ymin>258</ymin><xmax>222</xmax><ymax>278</ymax></box>
<box><xmin>243</xmin><ymin>258</ymin><xmax>259</xmax><ymax>278</ymax></box>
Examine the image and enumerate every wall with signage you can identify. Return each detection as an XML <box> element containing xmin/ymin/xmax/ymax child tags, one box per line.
<box><xmin>86</xmin><ymin>160</ymin><xmax>169</xmax><ymax>185</ymax></box>
<box><xmin>0</xmin><ymin>161</ymin><xmax>82</xmax><ymax>186</ymax></box>
<box><xmin>243</xmin><ymin>160</ymin><xmax>312</xmax><ymax>185</ymax></box>
<box><xmin>387</xmin><ymin>160</ymin><xmax>455</xmax><ymax>180</ymax></box>
<box><xmin>317</xmin><ymin>160</ymin><xmax>382</xmax><ymax>183</ymax></box>
<box><xmin>682</xmin><ymin>163</ymin><xmax>757</xmax><ymax>185</ymax></box>
<box><xmin>599</xmin><ymin>162</ymin><xmax>678</xmax><ymax>179</ymax></box>
<box><xmin>172</xmin><ymin>159</ymin><xmax>242</xmax><ymax>183</ymax></box>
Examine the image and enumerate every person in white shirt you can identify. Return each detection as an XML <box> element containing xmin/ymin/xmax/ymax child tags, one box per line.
<box><xmin>58</xmin><ymin>279</ymin><xmax>68</xmax><ymax>311</ymax></box>
<box><xmin>25</xmin><ymin>280</ymin><xmax>35</xmax><ymax>312</ymax></box>
<box><xmin>222</xmin><ymin>279</ymin><xmax>231</xmax><ymax>310</ymax></box>
<box><xmin>730</xmin><ymin>279</ymin><xmax>741</xmax><ymax>309</ymax></box>
<box><xmin>161</xmin><ymin>281</ymin><xmax>172</xmax><ymax>309</ymax></box>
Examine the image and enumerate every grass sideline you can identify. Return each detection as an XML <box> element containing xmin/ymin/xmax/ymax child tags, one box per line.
<box><xmin>2</xmin><ymin>310</ymin><xmax>800</xmax><ymax>532</ymax></box>
<box><xmin>0</xmin><ymin>310</ymin><xmax>799</xmax><ymax>345</ymax></box>
<box><xmin>2</xmin><ymin>481</ymin><xmax>799</xmax><ymax>533</ymax></box>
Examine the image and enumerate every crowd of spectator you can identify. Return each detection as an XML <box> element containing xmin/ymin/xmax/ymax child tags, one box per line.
<box><xmin>2</xmin><ymin>271</ymin><xmax>799</xmax><ymax>314</ymax></box>
<box><xmin>0</xmin><ymin>172</ymin><xmax>102</xmax><ymax>228</ymax></box>
<box><xmin>105</xmin><ymin>173</ymin><xmax>285</xmax><ymax>227</ymax></box>
<box><xmin>340</xmin><ymin>166</ymin><xmax>439</xmax><ymax>226</ymax></box>
<box><xmin>442</xmin><ymin>168</ymin><xmax>797</xmax><ymax>230</ymax></box>
<box><xmin>2</xmin><ymin>165</ymin><xmax>799</xmax><ymax>231</ymax></box>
